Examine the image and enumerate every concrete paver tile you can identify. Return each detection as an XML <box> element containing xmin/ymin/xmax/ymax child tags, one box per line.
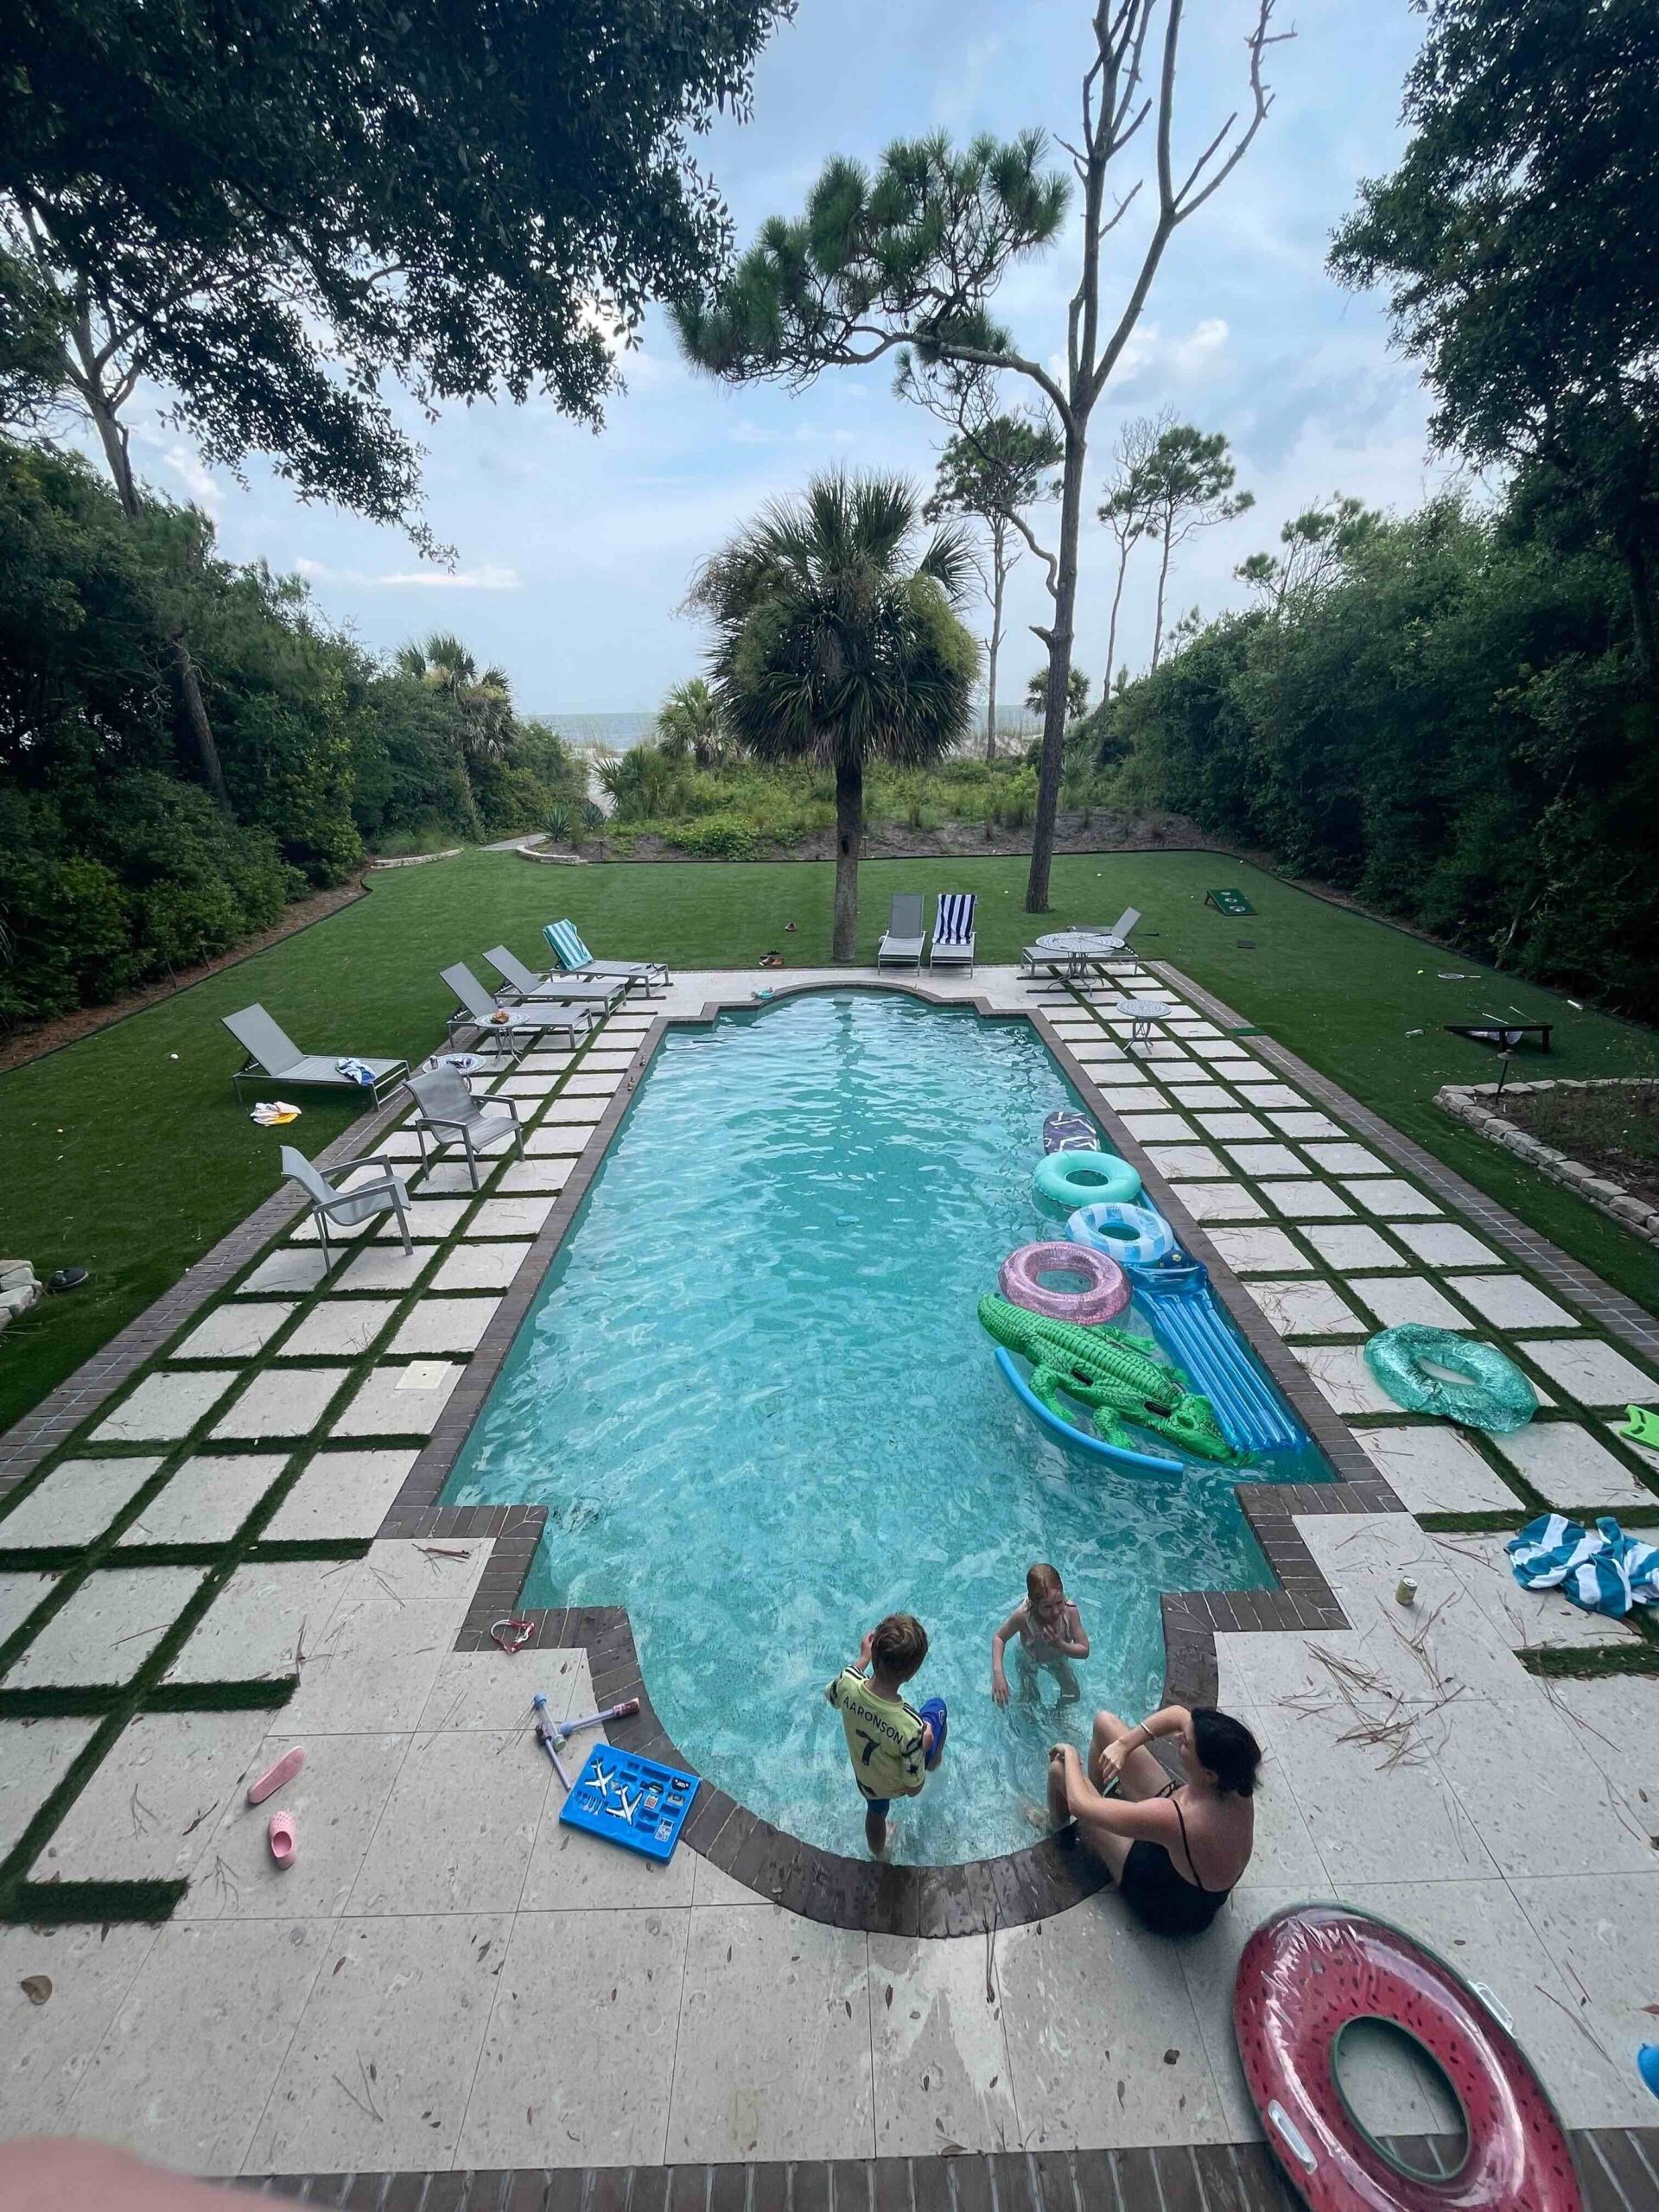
<box><xmin>175</xmin><ymin>1304</ymin><xmax>296</xmax><ymax>1360</ymax></box>
<box><xmin>1260</xmin><ymin>1180</ymin><xmax>1353</xmax><ymax>1219</ymax></box>
<box><xmin>1345</xmin><ymin>1276</ymin><xmax>1471</xmax><ymax>1330</ymax></box>
<box><xmin>245</xmin><ymin>1911</ymin><xmax>508</xmax><ymax>2172</ymax></box>
<box><xmin>432</xmin><ymin>1242</ymin><xmax>532</xmax><ymax>1290</ymax></box>
<box><xmin>3</xmin><ymin>1566</ymin><xmax>205</xmax><ymax>1688</ymax></box>
<box><xmin>0</xmin><ymin>1921</ymin><xmax>159</xmax><ymax>2134</ymax></box>
<box><xmin>119</xmin><ymin>1453</ymin><xmax>287</xmax><ymax>1546</ymax></box>
<box><xmin>457</xmin><ymin>1908</ymin><xmax>687</xmax><ymax>2170</ymax></box>
<box><xmin>1392</xmin><ymin>1224</ymin><xmax>1503</xmax><ymax>1268</ymax></box>
<box><xmin>1204</xmin><ymin>1226</ymin><xmax>1310</xmax><ymax>1272</ymax></box>
<box><xmin>65</xmin><ymin>1918</ymin><xmax>330</xmax><ymax>2174</ymax></box>
<box><xmin>1352</xmin><ymin>1426</ymin><xmax>1522</xmax><ymax>1514</ymax></box>
<box><xmin>1245</xmin><ymin>1278</ymin><xmax>1363</xmax><ymax>1338</ymax></box>
<box><xmin>259</xmin><ymin>1448</ymin><xmax>419</xmax><ymax>1541</ymax></box>
<box><xmin>92</xmin><ymin>1370</ymin><xmax>238</xmax><ymax>1444</ymax></box>
<box><xmin>0</xmin><ymin>1715</ymin><xmax>98</xmax><ymax>1856</ymax></box>
<box><xmin>280</xmin><ymin>1301</ymin><xmax>398</xmax><ymax>1358</ymax></box>
<box><xmin>1517</xmin><ymin>1338</ymin><xmax>1654</xmax><ymax>1406</ymax></box>
<box><xmin>179</xmin><ymin>1730</ymin><xmax>411</xmax><ymax>1920</ymax></box>
<box><xmin>389</xmin><ymin>1296</ymin><xmax>500</xmax><ymax>1356</ymax></box>
<box><xmin>667</xmin><ymin>1905</ymin><xmax>873</xmax><ymax>2161</ymax></box>
<box><xmin>995</xmin><ymin>1899</ymin><xmax>1229</xmax><ymax>2148</ymax></box>
<box><xmin>1170</xmin><ymin>1182</ymin><xmax>1265</xmax><ymax>1222</ymax></box>
<box><xmin>40</xmin><ymin>1708</ymin><xmax>270</xmax><ymax>1883</ymax></box>
<box><xmin>868</xmin><ymin>1929</ymin><xmax>1020</xmax><ymax>2157</ymax></box>
<box><xmin>0</xmin><ymin>1458</ymin><xmax>161</xmax><ymax>1549</ymax></box>
<box><xmin>327</xmin><ymin>1361</ymin><xmax>461</xmax><ymax>1438</ymax></box>
<box><xmin>211</xmin><ymin>1367</ymin><xmax>348</xmax><ymax>1442</ymax></box>
<box><xmin>1300</xmin><ymin>1225</ymin><xmax>1406</xmax><ymax>1270</ymax></box>
<box><xmin>1491</xmin><ymin>1422</ymin><xmax>1656</xmax><ymax>1510</ymax></box>
<box><xmin>236</xmin><ymin>1249</ymin><xmax>329</xmax><ymax>1296</ymax></box>
<box><xmin>346</xmin><ymin>1725</ymin><xmax>550</xmax><ymax>1914</ymax></box>
<box><xmin>166</xmin><ymin>1559</ymin><xmax>346</xmax><ymax>1685</ymax></box>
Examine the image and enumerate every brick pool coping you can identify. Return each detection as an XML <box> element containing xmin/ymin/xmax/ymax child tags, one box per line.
<box><xmin>375</xmin><ymin>976</ymin><xmax>1396</xmax><ymax>1940</ymax></box>
<box><xmin>231</xmin><ymin>2124</ymin><xmax>1659</xmax><ymax>2210</ymax></box>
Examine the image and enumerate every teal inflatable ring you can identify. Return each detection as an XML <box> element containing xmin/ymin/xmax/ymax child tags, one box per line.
<box><xmin>1363</xmin><ymin>1325</ymin><xmax>1537</xmax><ymax>1435</ymax></box>
<box><xmin>1034</xmin><ymin>1147</ymin><xmax>1141</xmax><ymax>1213</ymax></box>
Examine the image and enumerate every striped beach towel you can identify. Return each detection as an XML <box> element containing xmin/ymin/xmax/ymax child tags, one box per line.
<box><xmin>1507</xmin><ymin>1512</ymin><xmax>1659</xmax><ymax>1618</ymax></box>
<box><xmin>936</xmin><ymin>892</ymin><xmax>976</xmax><ymax>945</ymax></box>
<box><xmin>544</xmin><ymin>918</ymin><xmax>592</xmax><ymax>972</ymax></box>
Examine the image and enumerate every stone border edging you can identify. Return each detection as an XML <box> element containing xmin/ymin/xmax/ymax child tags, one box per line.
<box><xmin>385</xmin><ymin>974</ymin><xmax>1396</xmax><ymax>1940</ymax></box>
<box><xmin>1438</xmin><ymin>1079</ymin><xmax>1659</xmax><ymax>1249</ymax></box>
<box><xmin>231</xmin><ymin>2121</ymin><xmax>1659</xmax><ymax>2209</ymax></box>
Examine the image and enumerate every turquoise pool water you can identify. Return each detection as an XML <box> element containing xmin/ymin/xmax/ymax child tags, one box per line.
<box><xmin>444</xmin><ymin>992</ymin><xmax>1325</xmax><ymax>1863</ymax></box>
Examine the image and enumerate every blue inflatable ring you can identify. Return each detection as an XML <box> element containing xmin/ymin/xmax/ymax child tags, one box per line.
<box><xmin>1034</xmin><ymin>1147</ymin><xmax>1141</xmax><ymax>1212</ymax></box>
<box><xmin>1066</xmin><ymin>1198</ymin><xmax>1175</xmax><ymax>1267</ymax></box>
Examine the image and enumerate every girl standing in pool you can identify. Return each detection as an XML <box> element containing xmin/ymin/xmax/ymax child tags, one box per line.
<box><xmin>990</xmin><ymin>1563</ymin><xmax>1090</xmax><ymax>1707</ymax></box>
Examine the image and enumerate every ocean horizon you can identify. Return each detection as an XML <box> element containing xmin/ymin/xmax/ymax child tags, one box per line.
<box><xmin>532</xmin><ymin>705</ymin><xmax>1045</xmax><ymax>752</ymax></box>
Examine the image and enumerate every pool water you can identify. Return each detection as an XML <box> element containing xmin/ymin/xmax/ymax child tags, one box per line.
<box><xmin>444</xmin><ymin>992</ymin><xmax>1326</xmax><ymax>1863</ymax></box>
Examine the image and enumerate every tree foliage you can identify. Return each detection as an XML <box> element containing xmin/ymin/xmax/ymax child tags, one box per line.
<box><xmin>925</xmin><ymin>410</ymin><xmax>1062</xmax><ymax>756</ymax></box>
<box><xmin>1</xmin><ymin>0</ymin><xmax>793</xmax><ymax>526</ymax></box>
<box><xmin>687</xmin><ymin>469</ymin><xmax>978</xmax><ymax>957</ymax></box>
<box><xmin>1025</xmin><ymin>664</ymin><xmax>1091</xmax><ymax>720</ymax></box>
<box><xmin>1330</xmin><ymin>0</ymin><xmax>1659</xmax><ymax>674</ymax></box>
<box><xmin>675</xmin><ymin>3</ymin><xmax>1287</xmax><ymax>913</ymax></box>
<box><xmin>0</xmin><ymin>435</ymin><xmax>584</xmax><ymax>1022</ymax></box>
<box><xmin>1109</xmin><ymin>484</ymin><xmax>1659</xmax><ymax>1017</ymax></box>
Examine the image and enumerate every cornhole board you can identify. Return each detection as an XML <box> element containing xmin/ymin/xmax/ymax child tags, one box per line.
<box><xmin>1205</xmin><ymin>888</ymin><xmax>1255</xmax><ymax>915</ymax></box>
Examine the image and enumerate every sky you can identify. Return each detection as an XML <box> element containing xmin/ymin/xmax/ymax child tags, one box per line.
<box><xmin>105</xmin><ymin>0</ymin><xmax>1448</xmax><ymax>719</ymax></box>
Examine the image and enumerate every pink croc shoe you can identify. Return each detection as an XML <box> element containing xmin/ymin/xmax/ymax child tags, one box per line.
<box><xmin>267</xmin><ymin>1811</ymin><xmax>297</xmax><ymax>1868</ymax></box>
<box><xmin>247</xmin><ymin>1747</ymin><xmax>304</xmax><ymax>1806</ymax></box>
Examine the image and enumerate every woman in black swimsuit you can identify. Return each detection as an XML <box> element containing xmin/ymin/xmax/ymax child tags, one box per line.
<box><xmin>1046</xmin><ymin>1702</ymin><xmax>1260</xmax><ymax>1935</ymax></box>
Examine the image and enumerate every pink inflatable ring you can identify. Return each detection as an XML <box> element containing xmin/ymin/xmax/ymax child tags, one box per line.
<box><xmin>999</xmin><ymin>1241</ymin><xmax>1129</xmax><ymax>1324</ymax></box>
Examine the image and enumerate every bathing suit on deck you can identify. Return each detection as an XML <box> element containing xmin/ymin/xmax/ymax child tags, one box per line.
<box><xmin>825</xmin><ymin>1670</ymin><xmax>946</xmax><ymax>1813</ymax></box>
<box><xmin>1116</xmin><ymin>1788</ymin><xmax>1232</xmax><ymax>1936</ymax></box>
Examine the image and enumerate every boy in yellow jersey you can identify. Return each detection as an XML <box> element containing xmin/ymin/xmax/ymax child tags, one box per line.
<box><xmin>825</xmin><ymin>1612</ymin><xmax>948</xmax><ymax>1856</ymax></box>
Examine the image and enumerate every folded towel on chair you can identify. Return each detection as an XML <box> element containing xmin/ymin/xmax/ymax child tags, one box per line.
<box><xmin>1507</xmin><ymin>1512</ymin><xmax>1659</xmax><ymax>1618</ymax></box>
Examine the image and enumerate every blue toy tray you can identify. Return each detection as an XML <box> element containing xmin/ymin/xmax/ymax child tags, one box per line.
<box><xmin>558</xmin><ymin>1745</ymin><xmax>699</xmax><ymax>1861</ymax></box>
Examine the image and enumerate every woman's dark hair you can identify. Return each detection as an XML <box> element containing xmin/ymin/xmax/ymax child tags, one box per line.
<box><xmin>1192</xmin><ymin>1707</ymin><xmax>1262</xmax><ymax>1796</ymax></box>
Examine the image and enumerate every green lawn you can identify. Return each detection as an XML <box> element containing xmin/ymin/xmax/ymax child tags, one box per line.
<box><xmin>4</xmin><ymin>847</ymin><xmax>1656</xmax><ymax>1434</ymax></box>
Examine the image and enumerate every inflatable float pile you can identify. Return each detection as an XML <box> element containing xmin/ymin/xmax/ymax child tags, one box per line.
<box><xmin>978</xmin><ymin>1294</ymin><xmax>1241</xmax><ymax>1465</ymax></box>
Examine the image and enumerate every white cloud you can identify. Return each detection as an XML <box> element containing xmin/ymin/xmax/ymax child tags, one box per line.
<box><xmin>160</xmin><ymin>443</ymin><xmax>224</xmax><ymax>515</ymax></box>
<box><xmin>1172</xmin><ymin>317</ymin><xmax>1229</xmax><ymax>373</ymax></box>
<box><xmin>293</xmin><ymin>557</ymin><xmax>522</xmax><ymax>591</ymax></box>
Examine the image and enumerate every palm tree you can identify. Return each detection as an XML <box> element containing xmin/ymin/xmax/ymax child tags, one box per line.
<box><xmin>689</xmin><ymin>470</ymin><xmax>978</xmax><ymax>961</ymax></box>
<box><xmin>397</xmin><ymin>632</ymin><xmax>513</xmax><ymax>765</ymax></box>
<box><xmin>656</xmin><ymin>677</ymin><xmax>728</xmax><ymax>768</ymax></box>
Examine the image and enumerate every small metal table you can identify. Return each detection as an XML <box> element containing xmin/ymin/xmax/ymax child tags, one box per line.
<box><xmin>1115</xmin><ymin>994</ymin><xmax>1172</xmax><ymax>1042</ymax></box>
<box><xmin>1028</xmin><ymin>928</ymin><xmax>1128</xmax><ymax>982</ymax></box>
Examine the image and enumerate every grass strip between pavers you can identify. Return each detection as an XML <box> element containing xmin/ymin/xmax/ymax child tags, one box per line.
<box><xmin>0</xmin><ymin>1013</ymin><xmax>618</xmax><ymax>1923</ymax></box>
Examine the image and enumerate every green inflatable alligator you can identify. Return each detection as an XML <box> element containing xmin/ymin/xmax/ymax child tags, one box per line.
<box><xmin>978</xmin><ymin>1294</ymin><xmax>1241</xmax><ymax>1464</ymax></box>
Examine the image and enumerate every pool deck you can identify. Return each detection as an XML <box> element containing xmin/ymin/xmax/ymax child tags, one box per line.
<box><xmin>2</xmin><ymin>960</ymin><xmax>1657</xmax><ymax>2200</ymax></box>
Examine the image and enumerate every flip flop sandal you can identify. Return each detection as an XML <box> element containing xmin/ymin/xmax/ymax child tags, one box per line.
<box><xmin>267</xmin><ymin>1811</ymin><xmax>297</xmax><ymax>1868</ymax></box>
<box><xmin>247</xmin><ymin>1747</ymin><xmax>305</xmax><ymax>1805</ymax></box>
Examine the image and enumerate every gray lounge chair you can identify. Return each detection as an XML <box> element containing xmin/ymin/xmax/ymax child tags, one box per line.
<box><xmin>280</xmin><ymin>1143</ymin><xmax>412</xmax><ymax>1264</ymax></box>
<box><xmin>483</xmin><ymin>944</ymin><xmax>625</xmax><ymax>1013</ymax></box>
<box><xmin>927</xmin><ymin>892</ymin><xmax>977</xmax><ymax>973</ymax></box>
<box><xmin>876</xmin><ymin>893</ymin><xmax>927</xmax><ymax>969</ymax></box>
<box><xmin>440</xmin><ymin>963</ymin><xmax>596</xmax><ymax>1058</ymax></box>
<box><xmin>404</xmin><ymin>1065</ymin><xmax>524</xmax><ymax>1188</ymax></box>
<box><xmin>544</xmin><ymin>919</ymin><xmax>668</xmax><ymax>995</ymax></box>
<box><xmin>225</xmin><ymin>1004</ymin><xmax>409</xmax><ymax>1103</ymax></box>
<box><xmin>1020</xmin><ymin>907</ymin><xmax>1143</xmax><ymax>981</ymax></box>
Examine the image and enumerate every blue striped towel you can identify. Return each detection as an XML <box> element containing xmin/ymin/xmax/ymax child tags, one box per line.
<box><xmin>544</xmin><ymin>918</ymin><xmax>591</xmax><ymax>971</ymax></box>
<box><xmin>936</xmin><ymin>892</ymin><xmax>976</xmax><ymax>944</ymax></box>
<box><xmin>1507</xmin><ymin>1513</ymin><xmax>1659</xmax><ymax>1618</ymax></box>
<box><xmin>334</xmin><ymin>1057</ymin><xmax>375</xmax><ymax>1087</ymax></box>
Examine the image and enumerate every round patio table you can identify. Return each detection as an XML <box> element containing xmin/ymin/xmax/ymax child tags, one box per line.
<box><xmin>1031</xmin><ymin>928</ymin><xmax>1127</xmax><ymax>981</ymax></box>
<box><xmin>1115</xmin><ymin>994</ymin><xmax>1172</xmax><ymax>1042</ymax></box>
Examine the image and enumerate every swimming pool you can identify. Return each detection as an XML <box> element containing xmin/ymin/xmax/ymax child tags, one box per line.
<box><xmin>444</xmin><ymin>991</ymin><xmax>1327</xmax><ymax>1863</ymax></box>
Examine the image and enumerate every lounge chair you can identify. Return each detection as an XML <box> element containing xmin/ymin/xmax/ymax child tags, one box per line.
<box><xmin>876</xmin><ymin>893</ymin><xmax>927</xmax><ymax>969</ymax></box>
<box><xmin>483</xmin><ymin>944</ymin><xmax>626</xmax><ymax>1014</ymax></box>
<box><xmin>1019</xmin><ymin>907</ymin><xmax>1143</xmax><ymax>981</ymax></box>
<box><xmin>928</xmin><ymin>892</ymin><xmax>977</xmax><ymax>973</ymax></box>
<box><xmin>544</xmin><ymin>918</ymin><xmax>668</xmax><ymax>995</ymax></box>
<box><xmin>439</xmin><ymin>963</ymin><xmax>597</xmax><ymax>1059</ymax></box>
<box><xmin>280</xmin><ymin>1143</ymin><xmax>412</xmax><ymax>1264</ymax></box>
<box><xmin>404</xmin><ymin>1065</ymin><xmax>524</xmax><ymax>1188</ymax></box>
<box><xmin>224</xmin><ymin>1004</ymin><xmax>409</xmax><ymax>1103</ymax></box>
